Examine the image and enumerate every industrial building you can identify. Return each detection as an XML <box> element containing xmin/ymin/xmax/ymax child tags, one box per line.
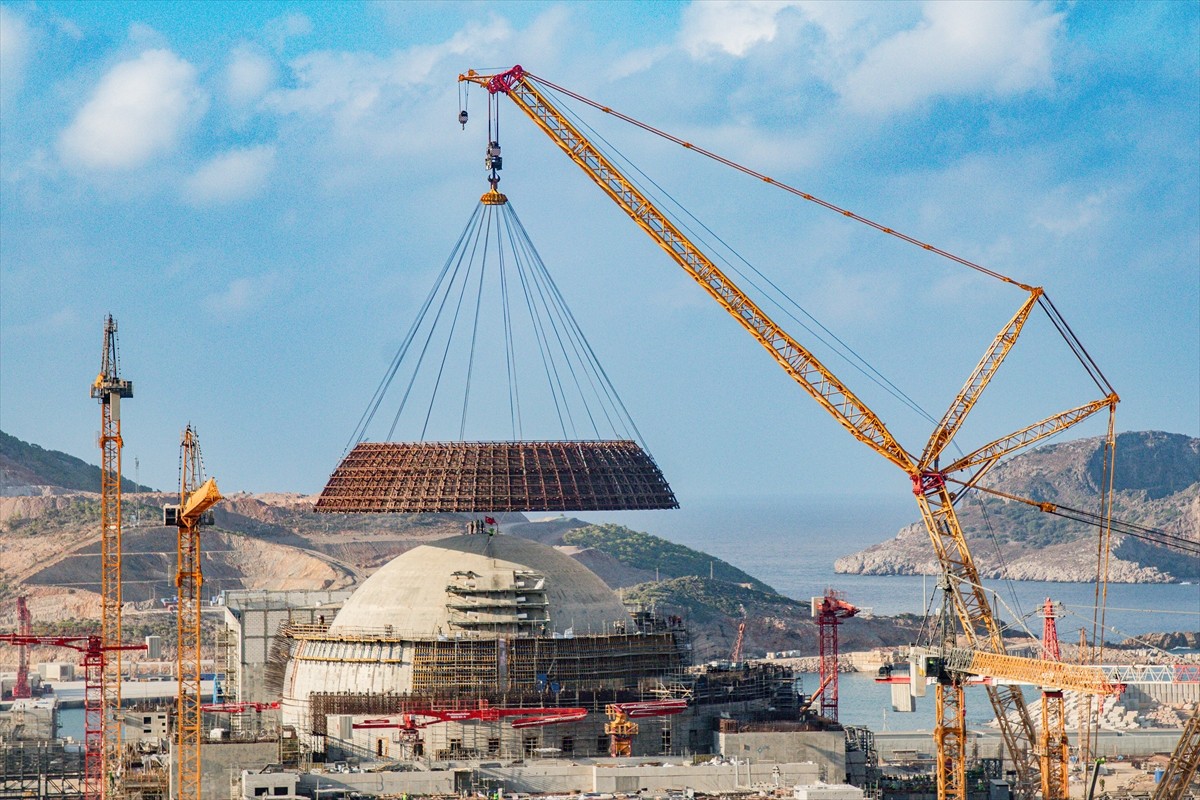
<box><xmin>262</xmin><ymin>532</ymin><xmax>840</xmax><ymax>773</ymax></box>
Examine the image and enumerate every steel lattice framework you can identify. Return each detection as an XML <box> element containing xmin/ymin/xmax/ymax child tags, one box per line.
<box><xmin>90</xmin><ymin>314</ymin><xmax>132</xmax><ymax>795</ymax></box>
<box><xmin>316</xmin><ymin>440</ymin><xmax>678</xmax><ymax>512</ymax></box>
<box><xmin>171</xmin><ymin>426</ymin><xmax>222</xmax><ymax>800</ymax></box>
<box><xmin>460</xmin><ymin>64</ymin><xmax>1122</xmax><ymax>800</ymax></box>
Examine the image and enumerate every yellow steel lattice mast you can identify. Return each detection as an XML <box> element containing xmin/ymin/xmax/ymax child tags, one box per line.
<box><xmin>463</xmin><ymin>66</ymin><xmax>1119</xmax><ymax>800</ymax></box>
<box><xmin>90</xmin><ymin>314</ymin><xmax>133</xmax><ymax>794</ymax></box>
<box><xmin>169</xmin><ymin>426</ymin><xmax>222</xmax><ymax>800</ymax></box>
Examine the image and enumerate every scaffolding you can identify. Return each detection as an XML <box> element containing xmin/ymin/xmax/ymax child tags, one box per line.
<box><xmin>0</xmin><ymin>741</ymin><xmax>86</xmax><ymax>800</ymax></box>
<box><xmin>315</xmin><ymin>440</ymin><xmax>678</xmax><ymax>512</ymax></box>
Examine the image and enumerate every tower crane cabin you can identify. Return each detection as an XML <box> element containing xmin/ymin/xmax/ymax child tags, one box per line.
<box><xmin>458</xmin><ymin>65</ymin><xmax>1121</xmax><ymax>800</ymax></box>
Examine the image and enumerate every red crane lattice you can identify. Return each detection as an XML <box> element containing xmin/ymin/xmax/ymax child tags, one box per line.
<box><xmin>814</xmin><ymin>590</ymin><xmax>859</xmax><ymax>721</ymax></box>
<box><xmin>0</xmin><ymin>633</ymin><xmax>145</xmax><ymax>800</ymax></box>
<box><xmin>12</xmin><ymin>596</ymin><xmax>32</xmax><ymax>699</ymax></box>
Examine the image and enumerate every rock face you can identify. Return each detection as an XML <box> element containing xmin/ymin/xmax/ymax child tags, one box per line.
<box><xmin>835</xmin><ymin>431</ymin><xmax>1200</xmax><ymax>583</ymax></box>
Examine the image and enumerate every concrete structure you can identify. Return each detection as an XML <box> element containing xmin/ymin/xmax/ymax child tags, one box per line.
<box><xmin>0</xmin><ymin>697</ymin><xmax>57</xmax><ymax>741</ymax></box>
<box><xmin>38</xmin><ymin>662</ymin><xmax>75</xmax><ymax>682</ymax></box>
<box><xmin>219</xmin><ymin>589</ymin><xmax>352</xmax><ymax>705</ymax></box>
<box><xmin>276</xmin><ymin>534</ymin><xmax>833</xmax><ymax>773</ymax></box>
<box><xmin>719</xmin><ymin>728</ymin><xmax>848</xmax><ymax>783</ymax></box>
<box><xmin>292</xmin><ymin>759</ymin><xmax>824</xmax><ymax>797</ymax></box>
<box><xmin>240</xmin><ymin>769</ymin><xmax>300</xmax><ymax>799</ymax></box>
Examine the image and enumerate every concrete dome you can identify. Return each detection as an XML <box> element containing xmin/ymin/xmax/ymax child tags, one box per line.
<box><xmin>330</xmin><ymin>533</ymin><xmax>629</xmax><ymax>637</ymax></box>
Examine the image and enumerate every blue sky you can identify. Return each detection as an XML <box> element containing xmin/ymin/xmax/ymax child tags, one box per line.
<box><xmin>1</xmin><ymin>1</ymin><xmax>1197</xmax><ymax>507</ymax></box>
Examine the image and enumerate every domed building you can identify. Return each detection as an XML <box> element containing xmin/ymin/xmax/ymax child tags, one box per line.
<box><xmin>276</xmin><ymin>533</ymin><xmax>798</xmax><ymax>762</ymax></box>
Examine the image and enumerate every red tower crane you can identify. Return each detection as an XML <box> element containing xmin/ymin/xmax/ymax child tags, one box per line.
<box><xmin>12</xmin><ymin>596</ymin><xmax>32</xmax><ymax>699</ymax></box>
<box><xmin>1039</xmin><ymin>598</ymin><xmax>1069</xmax><ymax>800</ymax></box>
<box><xmin>0</xmin><ymin>633</ymin><xmax>144</xmax><ymax>800</ymax></box>
<box><xmin>814</xmin><ymin>590</ymin><xmax>860</xmax><ymax>722</ymax></box>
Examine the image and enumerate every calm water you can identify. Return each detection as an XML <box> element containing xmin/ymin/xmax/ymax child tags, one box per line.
<box><xmin>577</xmin><ymin>496</ymin><xmax>1200</xmax><ymax>641</ymax></box>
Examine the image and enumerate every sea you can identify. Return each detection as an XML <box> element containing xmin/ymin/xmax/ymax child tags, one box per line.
<box><xmin>576</xmin><ymin>495</ymin><xmax>1200</xmax><ymax>730</ymax></box>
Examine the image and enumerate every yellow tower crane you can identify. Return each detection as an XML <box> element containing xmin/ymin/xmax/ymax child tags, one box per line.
<box><xmin>461</xmin><ymin>65</ymin><xmax>1120</xmax><ymax>800</ymax></box>
<box><xmin>164</xmin><ymin>426</ymin><xmax>222</xmax><ymax>800</ymax></box>
<box><xmin>90</xmin><ymin>314</ymin><xmax>133</xmax><ymax>794</ymax></box>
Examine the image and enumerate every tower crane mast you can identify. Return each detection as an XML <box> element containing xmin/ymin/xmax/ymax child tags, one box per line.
<box><xmin>164</xmin><ymin>426</ymin><xmax>222</xmax><ymax>800</ymax></box>
<box><xmin>90</xmin><ymin>314</ymin><xmax>133</xmax><ymax>791</ymax></box>
<box><xmin>814</xmin><ymin>590</ymin><xmax>859</xmax><ymax>722</ymax></box>
<box><xmin>462</xmin><ymin>65</ymin><xmax>1119</xmax><ymax>800</ymax></box>
<box><xmin>13</xmin><ymin>596</ymin><xmax>32</xmax><ymax>699</ymax></box>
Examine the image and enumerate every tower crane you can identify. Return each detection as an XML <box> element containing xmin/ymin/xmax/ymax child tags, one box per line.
<box><xmin>91</xmin><ymin>314</ymin><xmax>133</xmax><ymax>785</ymax></box>
<box><xmin>13</xmin><ymin>596</ymin><xmax>32</xmax><ymax>699</ymax></box>
<box><xmin>163</xmin><ymin>425</ymin><xmax>222</xmax><ymax>800</ymax></box>
<box><xmin>729</xmin><ymin>620</ymin><xmax>746</xmax><ymax>664</ymax></box>
<box><xmin>0</xmin><ymin>633</ymin><xmax>145</xmax><ymax>800</ymax></box>
<box><xmin>460</xmin><ymin>65</ymin><xmax>1120</xmax><ymax>800</ymax></box>
<box><xmin>1039</xmin><ymin>599</ymin><xmax>1069</xmax><ymax>800</ymax></box>
<box><xmin>814</xmin><ymin>590</ymin><xmax>859</xmax><ymax>722</ymax></box>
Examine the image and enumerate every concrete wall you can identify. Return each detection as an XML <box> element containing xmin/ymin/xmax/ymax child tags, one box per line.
<box><xmin>199</xmin><ymin>741</ymin><xmax>279</xmax><ymax>800</ymax></box>
<box><xmin>295</xmin><ymin>760</ymin><xmax>822</xmax><ymax>798</ymax></box>
<box><xmin>223</xmin><ymin>589</ymin><xmax>351</xmax><ymax>703</ymax></box>
<box><xmin>717</xmin><ymin>730</ymin><xmax>847</xmax><ymax>783</ymax></box>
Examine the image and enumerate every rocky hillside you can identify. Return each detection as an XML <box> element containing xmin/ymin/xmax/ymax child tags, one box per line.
<box><xmin>0</xmin><ymin>432</ymin><xmax>881</xmax><ymax>662</ymax></box>
<box><xmin>835</xmin><ymin>431</ymin><xmax>1199</xmax><ymax>583</ymax></box>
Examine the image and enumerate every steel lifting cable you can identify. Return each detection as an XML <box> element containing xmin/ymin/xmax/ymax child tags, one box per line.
<box><xmin>498</xmin><ymin>216</ymin><xmax>522</xmax><ymax>439</ymax></box>
<box><xmin>539</xmin><ymin>81</ymin><xmax>940</xmax><ymax>428</ymax></box>
<box><xmin>507</xmin><ymin>206</ymin><xmax>574</xmax><ymax>439</ymax></box>
<box><xmin>459</xmin><ymin>205</ymin><xmax>493</xmax><ymax>441</ymax></box>
<box><xmin>528</xmin><ymin>72</ymin><xmax>1033</xmax><ymax>291</ymax></box>
<box><xmin>420</xmin><ymin>209</ymin><xmax>485</xmax><ymax>440</ymax></box>
<box><xmin>505</xmin><ymin>204</ymin><xmax>638</xmax><ymax>441</ymax></box>
<box><xmin>349</xmin><ymin>203</ymin><xmax>483</xmax><ymax>451</ymax></box>
<box><xmin>387</xmin><ymin>205</ymin><xmax>487</xmax><ymax>442</ymax></box>
<box><xmin>506</xmin><ymin>205</ymin><xmax>600</xmax><ymax>438</ymax></box>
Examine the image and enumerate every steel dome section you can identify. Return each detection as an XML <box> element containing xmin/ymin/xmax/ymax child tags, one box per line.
<box><xmin>314</xmin><ymin>440</ymin><xmax>679</xmax><ymax>513</ymax></box>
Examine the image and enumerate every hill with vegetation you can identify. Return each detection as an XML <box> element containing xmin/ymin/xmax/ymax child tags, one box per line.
<box><xmin>835</xmin><ymin>431</ymin><xmax>1199</xmax><ymax>583</ymax></box>
<box><xmin>561</xmin><ymin>523</ymin><xmax>773</xmax><ymax>592</ymax></box>
<box><xmin>1</xmin><ymin>430</ymin><xmax>154</xmax><ymax>493</ymax></box>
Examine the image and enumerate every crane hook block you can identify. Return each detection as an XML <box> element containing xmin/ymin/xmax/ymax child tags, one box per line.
<box><xmin>458</xmin><ymin>110</ymin><xmax>468</xmax><ymax>128</ymax></box>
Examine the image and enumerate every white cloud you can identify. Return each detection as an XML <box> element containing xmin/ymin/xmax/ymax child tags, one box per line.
<box><xmin>225</xmin><ymin>46</ymin><xmax>276</xmax><ymax>108</ymax></box>
<box><xmin>1034</xmin><ymin>188</ymin><xmax>1112</xmax><ymax>236</ymax></box>
<box><xmin>184</xmin><ymin>145</ymin><xmax>276</xmax><ymax>204</ymax></box>
<box><xmin>838</xmin><ymin>1</ymin><xmax>1064</xmax><ymax>114</ymax></box>
<box><xmin>203</xmin><ymin>273</ymin><xmax>283</xmax><ymax>314</ymax></box>
<box><xmin>266</xmin><ymin>12</ymin><xmax>313</xmax><ymax>52</ymax></box>
<box><xmin>265</xmin><ymin>18</ymin><xmax>512</xmax><ymax>156</ymax></box>
<box><xmin>0</xmin><ymin>6</ymin><xmax>32</xmax><ymax>106</ymax></box>
<box><xmin>680</xmin><ymin>1</ymin><xmax>802</xmax><ymax>58</ymax></box>
<box><xmin>58</xmin><ymin>49</ymin><xmax>208</xmax><ymax>171</ymax></box>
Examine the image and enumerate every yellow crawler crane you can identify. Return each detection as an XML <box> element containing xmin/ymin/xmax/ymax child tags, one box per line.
<box><xmin>90</xmin><ymin>314</ymin><xmax>133</xmax><ymax>796</ymax></box>
<box><xmin>462</xmin><ymin>65</ymin><xmax>1120</xmax><ymax>800</ymax></box>
<box><xmin>165</xmin><ymin>426</ymin><xmax>222</xmax><ymax>800</ymax></box>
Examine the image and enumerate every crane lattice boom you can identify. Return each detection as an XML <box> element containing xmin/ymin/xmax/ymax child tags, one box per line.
<box><xmin>90</xmin><ymin>314</ymin><xmax>133</xmax><ymax>795</ymax></box>
<box><xmin>462</xmin><ymin>65</ymin><xmax>1119</xmax><ymax>800</ymax></box>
